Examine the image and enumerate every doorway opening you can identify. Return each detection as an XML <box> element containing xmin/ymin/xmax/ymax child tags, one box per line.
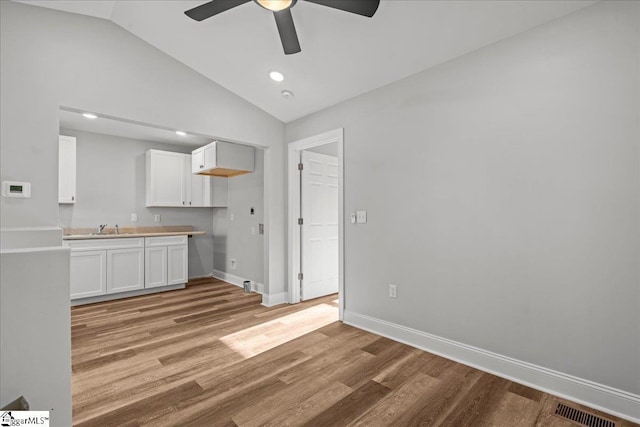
<box><xmin>287</xmin><ymin>128</ymin><xmax>344</xmax><ymax>320</ymax></box>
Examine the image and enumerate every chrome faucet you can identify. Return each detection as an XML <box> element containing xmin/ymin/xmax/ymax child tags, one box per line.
<box><xmin>97</xmin><ymin>224</ymin><xmax>107</xmax><ymax>234</ymax></box>
<box><xmin>114</xmin><ymin>224</ymin><xmax>119</xmax><ymax>235</ymax></box>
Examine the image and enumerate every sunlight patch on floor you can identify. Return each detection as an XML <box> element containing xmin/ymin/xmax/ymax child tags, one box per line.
<box><xmin>220</xmin><ymin>303</ymin><xmax>338</xmax><ymax>359</ymax></box>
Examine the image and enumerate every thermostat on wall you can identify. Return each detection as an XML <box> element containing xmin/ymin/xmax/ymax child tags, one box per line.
<box><xmin>2</xmin><ymin>181</ymin><xmax>31</xmax><ymax>198</ymax></box>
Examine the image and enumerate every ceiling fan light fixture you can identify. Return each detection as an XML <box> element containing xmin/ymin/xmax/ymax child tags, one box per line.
<box><xmin>255</xmin><ymin>0</ymin><xmax>295</xmax><ymax>12</ymax></box>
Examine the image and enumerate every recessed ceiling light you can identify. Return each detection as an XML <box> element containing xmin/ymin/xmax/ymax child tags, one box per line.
<box><xmin>176</xmin><ymin>131</ymin><xmax>187</xmax><ymax>136</ymax></box>
<box><xmin>269</xmin><ymin>71</ymin><xmax>284</xmax><ymax>82</ymax></box>
<box><xmin>281</xmin><ymin>90</ymin><xmax>294</xmax><ymax>99</ymax></box>
<box><xmin>82</xmin><ymin>113</ymin><xmax>98</xmax><ymax>119</ymax></box>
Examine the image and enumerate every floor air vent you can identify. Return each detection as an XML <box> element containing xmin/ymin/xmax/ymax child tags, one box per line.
<box><xmin>554</xmin><ymin>402</ymin><xmax>616</xmax><ymax>427</ymax></box>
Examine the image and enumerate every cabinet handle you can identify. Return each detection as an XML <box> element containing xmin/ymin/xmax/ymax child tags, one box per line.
<box><xmin>189</xmin><ymin>201</ymin><xmax>192</xmax><ymax>205</ymax></box>
<box><xmin>182</xmin><ymin>201</ymin><xmax>185</xmax><ymax>205</ymax></box>
<box><xmin>72</xmin><ymin>196</ymin><xmax>75</xmax><ymax>201</ymax></box>
<box><xmin>200</xmin><ymin>165</ymin><xmax>204</xmax><ymax>168</ymax></box>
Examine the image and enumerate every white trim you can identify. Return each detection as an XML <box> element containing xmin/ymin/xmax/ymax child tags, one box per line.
<box><xmin>343</xmin><ymin>310</ymin><xmax>640</xmax><ymax>424</ymax></box>
<box><xmin>261</xmin><ymin>292</ymin><xmax>288</xmax><ymax>307</ymax></box>
<box><xmin>212</xmin><ymin>269</ymin><xmax>265</xmax><ymax>294</ymax></box>
<box><xmin>287</xmin><ymin>128</ymin><xmax>345</xmax><ymax>320</ymax></box>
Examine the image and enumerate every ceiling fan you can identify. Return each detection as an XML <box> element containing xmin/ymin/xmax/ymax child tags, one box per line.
<box><xmin>185</xmin><ymin>0</ymin><xmax>380</xmax><ymax>55</ymax></box>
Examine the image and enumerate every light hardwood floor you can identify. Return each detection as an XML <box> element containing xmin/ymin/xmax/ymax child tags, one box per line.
<box><xmin>71</xmin><ymin>278</ymin><xmax>635</xmax><ymax>426</ymax></box>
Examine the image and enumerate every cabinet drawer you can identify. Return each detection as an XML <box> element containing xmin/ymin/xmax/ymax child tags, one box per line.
<box><xmin>64</xmin><ymin>238</ymin><xmax>144</xmax><ymax>251</ymax></box>
<box><xmin>145</xmin><ymin>236</ymin><xmax>188</xmax><ymax>247</ymax></box>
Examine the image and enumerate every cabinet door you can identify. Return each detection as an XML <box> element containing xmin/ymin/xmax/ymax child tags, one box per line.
<box><xmin>146</xmin><ymin>150</ymin><xmax>186</xmax><ymax>207</ymax></box>
<box><xmin>192</xmin><ymin>148</ymin><xmax>205</xmax><ymax>173</ymax></box>
<box><xmin>145</xmin><ymin>246</ymin><xmax>167</xmax><ymax>288</ymax></box>
<box><xmin>210</xmin><ymin>177</ymin><xmax>228</xmax><ymax>207</ymax></box>
<box><xmin>58</xmin><ymin>135</ymin><xmax>76</xmax><ymax>204</ymax></box>
<box><xmin>203</xmin><ymin>143</ymin><xmax>217</xmax><ymax>169</ymax></box>
<box><xmin>186</xmin><ymin>154</ymin><xmax>205</xmax><ymax>207</ymax></box>
<box><xmin>70</xmin><ymin>250</ymin><xmax>106</xmax><ymax>299</ymax></box>
<box><xmin>107</xmin><ymin>248</ymin><xmax>144</xmax><ymax>294</ymax></box>
<box><xmin>190</xmin><ymin>174</ymin><xmax>206</xmax><ymax>207</ymax></box>
<box><xmin>167</xmin><ymin>245</ymin><xmax>188</xmax><ymax>285</ymax></box>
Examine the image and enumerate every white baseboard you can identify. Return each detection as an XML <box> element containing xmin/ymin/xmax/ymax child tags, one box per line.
<box><xmin>261</xmin><ymin>292</ymin><xmax>288</xmax><ymax>307</ymax></box>
<box><xmin>71</xmin><ymin>284</ymin><xmax>185</xmax><ymax>306</ymax></box>
<box><xmin>343</xmin><ymin>310</ymin><xmax>640</xmax><ymax>424</ymax></box>
<box><xmin>212</xmin><ymin>269</ymin><xmax>265</xmax><ymax>294</ymax></box>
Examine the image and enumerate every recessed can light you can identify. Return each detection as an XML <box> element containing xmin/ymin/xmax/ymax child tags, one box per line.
<box><xmin>269</xmin><ymin>71</ymin><xmax>284</xmax><ymax>82</ymax></box>
<box><xmin>82</xmin><ymin>113</ymin><xmax>98</xmax><ymax>119</ymax></box>
<box><xmin>176</xmin><ymin>131</ymin><xmax>187</xmax><ymax>136</ymax></box>
<box><xmin>281</xmin><ymin>90</ymin><xmax>294</xmax><ymax>99</ymax></box>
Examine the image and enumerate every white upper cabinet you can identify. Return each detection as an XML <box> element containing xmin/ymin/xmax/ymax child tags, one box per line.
<box><xmin>192</xmin><ymin>147</ymin><xmax>205</xmax><ymax>174</ymax></box>
<box><xmin>58</xmin><ymin>135</ymin><xmax>76</xmax><ymax>204</ymax></box>
<box><xmin>146</xmin><ymin>149</ymin><xmax>227</xmax><ymax>207</ymax></box>
<box><xmin>146</xmin><ymin>150</ymin><xmax>186</xmax><ymax>207</ymax></box>
<box><xmin>192</xmin><ymin>141</ymin><xmax>254</xmax><ymax>177</ymax></box>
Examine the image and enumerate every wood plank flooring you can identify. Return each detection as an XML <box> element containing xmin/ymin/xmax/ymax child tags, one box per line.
<box><xmin>71</xmin><ymin>278</ymin><xmax>636</xmax><ymax>426</ymax></box>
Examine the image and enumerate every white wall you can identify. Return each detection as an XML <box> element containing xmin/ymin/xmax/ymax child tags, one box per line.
<box><xmin>306</xmin><ymin>142</ymin><xmax>338</xmax><ymax>157</ymax></box>
<box><xmin>213</xmin><ymin>149</ymin><xmax>265</xmax><ymax>284</ymax></box>
<box><xmin>58</xmin><ymin>128</ymin><xmax>218</xmax><ymax>279</ymax></box>
<box><xmin>0</xmin><ymin>0</ymin><xmax>286</xmax><ymax>294</ymax></box>
<box><xmin>1</xmin><ymin>247</ymin><xmax>71</xmax><ymax>426</ymax></box>
<box><xmin>0</xmin><ymin>1</ymin><xmax>285</xmax><ymax>422</ymax></box>
<box><xmin>287</xmin><ymin>0</ymin><xmax>639</xmax><ymax>408</ymax></box>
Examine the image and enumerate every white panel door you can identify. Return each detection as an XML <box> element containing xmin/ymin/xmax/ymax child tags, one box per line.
<box><xmin>107</xmin><ymin>248</ymin><xmax>144</xmax><ymax>294</ymax></box>
<box><xmin>145</xmin><ymin>246</ymin><xmax>167</xmax><ymax>288</ymax></box>
<box><xmin>301</xmin><ymin>151</ymin><xmax>339</xmax><ymax>300</ymax></box>
<box><xmin>168</xmin><ymin>245</ymin><xmax>188</xmax><ymax>285</ymax></box>
<box><xmin>58</xmin><ymin>135</ymin><xmax>76</xmax><ymax>204</ymax></box>
<box><xmin>70</xmin><ymin>250</ymin><xmax>106</xmax><ymax>299</ymax></box>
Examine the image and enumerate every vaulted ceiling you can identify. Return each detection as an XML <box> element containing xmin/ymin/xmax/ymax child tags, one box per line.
<box><xmin>16</xmin><ymin>0</ymin><xmax>597</xmax><ymax>122</ymax></box>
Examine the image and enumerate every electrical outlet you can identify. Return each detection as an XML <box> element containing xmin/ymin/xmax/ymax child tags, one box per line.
<box><xmin>230</xmin><ymin>259</ymin><xmax>237</xmax><ymax>270</ymax></box>
<box><xmin>130</xmin><ymin>213</ymin><xmax>138</xmax><ymax>222</ymax></box>
<box><xmin>357</xmin><ymin>210</ymin><xmax>367</xmax><ymax>224</ymax></box>
<box><xmin>154</xmin><ymin>214</ymin><xmax>161</xmax><ymax>222</ymax></box>
<box><xmin>389</xmin><ymin>284</ymin><xmax>397</xmax><ymax>298</ymax></box>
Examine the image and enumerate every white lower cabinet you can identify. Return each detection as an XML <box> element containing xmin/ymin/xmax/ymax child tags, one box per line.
<box><xmin>145</xmin><ymin>246</ymin><xmax>168</xmax><ymax>288</ymax></box>
<box><xmin>69</xmin><ymin>250</ymin><xmax>106</xmax><ymax>299</ymax></box>
<box><xmin>66</xmin><ymin>236</ymin><xmax>187</xmax><ymax>301</ymax></box>
<box><xmin>107</xmin><ymin>248</ymin><xmax>144</xmax><ymax>294</ymax></box>
<box><xmin>168</xmin><ymin>244</ymin><xmax>188</xmax><ymax>285</ymax></box>
<box><xmin>145</xmin><ymin>236</ymin><xmax>188</xmax><ymax>288</ymax></box>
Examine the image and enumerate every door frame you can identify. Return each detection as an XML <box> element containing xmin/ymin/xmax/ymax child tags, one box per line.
<box><xmin>288</xmin><ymin>128</ymin><xmax>344</xmax><ymax>320</ymax></box>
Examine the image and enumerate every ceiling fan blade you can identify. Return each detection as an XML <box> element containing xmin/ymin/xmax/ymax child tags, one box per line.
<box><xmin>304</xmin><ymin>0</ymin><xmax>379</xmax><ymax>17</ymax></box>
<box><xmin>273</xmin><ymin>9</ymin><xmax>301</xmax><ymax>55</ymax></box>
<box><xmin>185</xmin><ymin>0</ymin><xmax>251</xmax><ymax>21</ymax></box>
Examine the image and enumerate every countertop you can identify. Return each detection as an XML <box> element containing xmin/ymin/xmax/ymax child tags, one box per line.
<box><xmin>62</xmin><ymin>226</ymin><xmax>205</xmax><ymax>240</ymax></box>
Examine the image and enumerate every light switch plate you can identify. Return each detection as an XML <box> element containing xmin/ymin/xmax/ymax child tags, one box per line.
<box><xmin>356</xmin><ymin>211</ymin><xmax>367</xmax><ymax>224</ymax></box>
<box><xmin>350</xmin><ymin>213</ymin><xmax>356</xmax><ymax>224</ymax></box>
<box><xmin>154</xmin><ymin>214</ymin><xmax>161</xmax><ymax>222</ymax></box>
<box><xmin>130</xmin><ymin>213</ymin><xmax>138</xmax><ymax>222</ymax></box>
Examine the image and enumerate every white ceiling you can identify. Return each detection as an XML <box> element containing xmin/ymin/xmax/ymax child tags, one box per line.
<box><xmin>17</xmin><ymin>0</ymin><xmax>596</xmax><ymax>123</ymax></box>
